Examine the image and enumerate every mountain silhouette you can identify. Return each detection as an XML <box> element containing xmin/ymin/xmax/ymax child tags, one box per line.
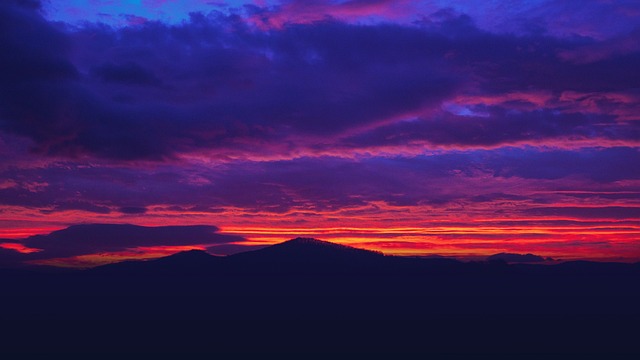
<box><xmin>87</xmin><ymin>237</ymin><xmax>385</xmax><ymax>275</ymax></box>
<box><xmin>1</xmin><ymin>237</ymin><xmax>639</xmax><ymax>354</ymax></box>
<box><xmin>233</xmin><ymin>237</ymin><xmax>382</xmax><ymax>258</ymax></box>
<box><xmin>228</xmin><ymin>237</ymin><xmax>383</xmax><ymax>271</ymax></box>
<box><xmin>487</xmin><ymin>252</ymin><xmax>548</xmax><ymax>263</ymax></box>
<box><xmin>88</xmin><ymin>237</ymin><xmax>640</xmax><ymax>279</ymax></box>
<box><xmin>161</xmin><ymin>248</ymin><xmax>213</xmax><ymax>260</ymax></box>
<box><xmin>90</xmin><ymin>249</ymin><xmax>222</xmax><ymax>276</ymax></box>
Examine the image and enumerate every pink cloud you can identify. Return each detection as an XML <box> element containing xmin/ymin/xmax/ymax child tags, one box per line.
<box><xmin>248</xmin><ymin>0</ymin><xmax>419</xmax><ymax>28</ymax></box>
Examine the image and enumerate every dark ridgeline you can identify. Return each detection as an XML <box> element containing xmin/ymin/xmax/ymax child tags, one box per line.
<box><xmin>1</xmin><ymin>237</ymin><xmax>639</xmax><ymax>354</ymax></box>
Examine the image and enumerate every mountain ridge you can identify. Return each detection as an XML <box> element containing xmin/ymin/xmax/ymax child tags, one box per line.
<box><xmin>84</xmin><ymin>237</ymin><xmax>640</xmax><ymax>277</ymax></box>
<box><xmin>2</xmin><ymin>237</ymin><xmax>639</xmax><ymax>354</ymax></box>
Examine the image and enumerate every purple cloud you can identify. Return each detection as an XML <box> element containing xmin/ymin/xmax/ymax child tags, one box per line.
<box><xmin>342</xmin><ymin>108</ymin><xmax>639</xmax><ymax>148</ymax></box>
<box><xmin>1</xmin><ymin>147</ymin><xmax>637</xmax><ymax>217</ymax></box>
<box><xmin>0</xmin><ymin>224</ymin><xmax>243</xmax><ymax>261</ymax></box>
<box><xmin>493</xmin><ymin>147</ymin><xmax>640</xmax><ymax>183</ymax></box>
<box><xmin>118</xmin><ymin>206</ymin><xmax>148</xmax><ymax>214</ymax></box>
<box><xmin>1</xmin><ymin>1</ymin><xmax>638</xmax><ymax>161</ymax></box>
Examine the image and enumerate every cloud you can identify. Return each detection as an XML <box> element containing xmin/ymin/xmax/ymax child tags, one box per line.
<box><xmin>1</xmin><ymin>1</ymin><xmax>638</xmax><ymax>161</ymax></box>
<box><xmin>493</xmin><ymin>147</ymin><xmax>640</xmax><ymax>183</ymax></box>
<box><xmin>0</xmin><ymin>224</ymin><xmax>244</xmax><ymax>263</ymax></box>
<box><xmin>0</xmin><ymin>2</ymin><xmax>461</xmax><ymax>160</ymax></box>
<box><xmin>0</xmin><ymin>1</ymin><xmax>80</xmax><ymax>157</ymax></box>
<box><xmin>0</xmin><ymin>147</ymin><xmax>637</xmax><ymax>218</ymax></box>
<box><xmin>522</xmin><ymin>0</ymin><xmax>640</xmax><ymax>39</ymax></box>
<box><xmin>118</xmin><ymin>206</ymin><xmax>148</xmax><ymax>214</ymax></box>
<box><xmin>523</xmin><ymin>206</ymin><xmax>640</xmax><ymax>220</ymax></box>
<box><xmin>341</xmin><ymin>108</ymin><xmax>638</xmax><ymax>149</ymax></box>
<box><xmin>245</xmin><ymin>0</ymin><xmax>419</xmax><ymax>28</ymax></box>
<box><xmin>91</xmin><ymin>62</ymin><xmax>162</xmax><ymax>86</ymax></box>
<box><xmin>559</xmin><ymin>28</ymin><xmax>640</xmax><ymax>64</ymax></box>
<box><xmin>40</xmin><ymin>201</ymin><xmax>112</xmax><ymax>214</ymax></box>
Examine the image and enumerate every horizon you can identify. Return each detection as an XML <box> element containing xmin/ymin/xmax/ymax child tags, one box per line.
<box><xmin>1</xmin><ymin>0</ymin><xmax>639</xmax><ymax>269</ymax></box>
<box><xmin>0</xmin><ymin>223</ymin><xmax>631</xmax><ymax>269</ymax></box>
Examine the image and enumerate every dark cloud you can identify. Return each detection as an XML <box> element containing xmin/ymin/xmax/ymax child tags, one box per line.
<box><xmin>469</xmin><ymin>193</ymin><xmax>530</xmax><ymax>203</ymax></box>
<box><xmin>0</xmin><ymin>0</ymin><xmax>80</xmax><ymax>156</ymax></box>
<box><xmin>0</xmin><ymin>224</ymin><xmax>243</xmax><ymax>261</ymax></box>
<box><xmin>40</xmin><ymin>201</ymin><xmax>112</xmax><ymax>214</ymax></box>
<box><xmin>523</xmin><ymin>206</ymin><xmax>640</xmax><ymax>220</ymax></box>
<box><xmin>560</xmin><ymin>192</ymin><xmax>640</xmax><ymax>200</ymax></box>
<box><xmin>0</xmin><ymin>3</ymin><xmax>460</xmax><ymax>160</ymax></box>
<box><xmin>0</xmin><ymin>1</ymin><xmax>638</xmax><ymax>160</ymax></box>
<box><xmin>6</xmin><ymin>0</ymin><xmax>41</xmax><ymax>10</ymax></box>
<box><xmin>342</xmin><ymin>108</ymin><xmax>637</xmax><ymax>148</ymax></box>
<box><xmin>494</xmin><ymin>147</ymin><xmax>640</xmax><ymax>183</ymax></box>
<box><xmin>91</xmin><ymin>62</ymin><xmax>162</xmax><ymax>86</ymax></box>
<box><xmin>118</xmin><ymin>206</ymin><xmax>148</xmax><ymax>214</ymax></box>
<box><xmin>0</xmin><ymin>147</ymin><xmax>637</xmax><ymax>216</ymax></box>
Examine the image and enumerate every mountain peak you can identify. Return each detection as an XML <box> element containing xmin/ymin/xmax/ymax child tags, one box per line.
<box><xmin>282</xmin><ymin>237</ymin><xmax>350</xmax><ymax>248</ymax></box>
<box><xmin>152</xmin><ymin>249</ymin><xmax>217</xmax><ymax>265</ymax></box>
<box><xmin>288</xmin><ymin>237</ymin><xmax>324</xmax><ymax>244</ymax></box>
<box><xmin>274</xmin><ymin>237</ymin><xmax>381</xmax><ymax>255</ymax></box>
<box><xmin>91</xmin><ymin>249</ymin><xmax>219</xmax><ymax>274</ymax></box>
<box><xmin>487</xmin><ymin>252</ymin><xmax>549</xmax><ymax>263</ymax></box>
<box><xmin>164</xmin><ymin>249</ymin><xmax>212</xmax><ymax>259</ymax></box>
<box><xmin>229</xmin><ymin>237</ymin><xmax>383</xmax><ymax>267</ymax></box>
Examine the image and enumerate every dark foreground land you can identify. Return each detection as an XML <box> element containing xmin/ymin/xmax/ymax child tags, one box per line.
<box><xmin>1</xmin><ymin>238</ymin><xmax>639</xmax><ymax>354</ymax></box>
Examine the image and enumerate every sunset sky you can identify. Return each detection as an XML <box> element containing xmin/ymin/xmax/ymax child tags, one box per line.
<box><xmin>1</xmin><ymin>0</ymin><xmax>639</xmax><ymax>268</ymax></box>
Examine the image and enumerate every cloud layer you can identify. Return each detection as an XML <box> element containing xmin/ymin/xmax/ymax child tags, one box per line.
<box><xmin>0</xmin><ymin>0</ymin><xmax>638</xmax><ymax>266</ymax></box>
<box><xmin>1</xmin><ymin>1</ymin><xmax>639</xmax><ymax>161</ymax></box>
<box><xmin>0</xmin><ymin>224</ymin><xmax>243</xmax><ymax>267</ymax></box>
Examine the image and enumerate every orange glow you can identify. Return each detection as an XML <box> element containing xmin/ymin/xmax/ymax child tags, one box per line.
<box><xmin>217</xmin><ymin>221</ymin><xmax>640</xmax><ymax>262</ymax></box>
<box><xmin>3</xmin><ymin>198</ymin><xmax>639</xmax><ymax>267</ymax></box>
<box><xmin>29</xmin><ymin>245</ymin><xmax>207</xmax><ymax>269</ymax></box>
<box><xmin>0</xmin><ymin>242</ymin><xmax>41</xmax><ymax>254</ymax></box>
<box><xmin>0</xmin><ymin>226</ymin><xmax>64</xmax><ymax>239</ymax></box>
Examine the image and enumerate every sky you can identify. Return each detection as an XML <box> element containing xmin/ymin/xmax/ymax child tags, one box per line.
<box><xmin>0</xmin><ymin>0</ymin><xmax>639</xmax><ymax>268</ymax></box>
